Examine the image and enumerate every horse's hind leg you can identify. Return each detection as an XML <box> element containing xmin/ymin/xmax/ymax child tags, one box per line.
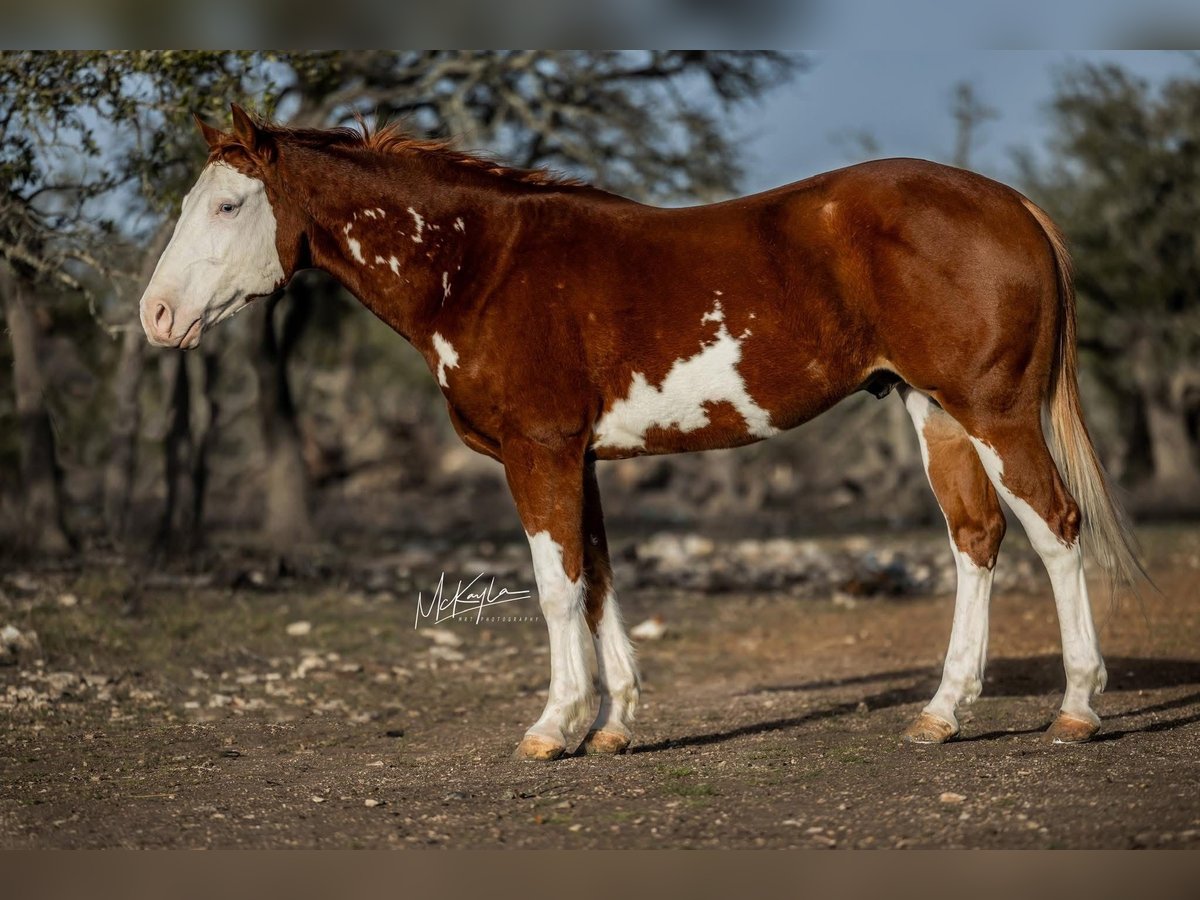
<box><xmin>579</xmin><ymin>458</ymin><xmax>640</xmax><ymax>754</ymax></box>
<box><xmin>902</xmin><ymin>388</ymin><xmax>1006</xmax><ymax>743</ymax></box>
<box><xmin>960</xmin><ymin>416</ymin><xmax>1107</xmax><ymax>743</ymax></box>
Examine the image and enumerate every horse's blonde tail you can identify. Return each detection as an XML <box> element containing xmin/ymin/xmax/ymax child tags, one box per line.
<box><xmin>1021</xmin><ymin>196</ymin><xmax>1148</xmax><ymax>596</ymax></box>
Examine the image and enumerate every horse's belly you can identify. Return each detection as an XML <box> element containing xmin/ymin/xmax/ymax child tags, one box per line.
<box><xmin>589</xmin><ymin>346</ymin><xmax>853</xmax><ymax>460</ymax></box>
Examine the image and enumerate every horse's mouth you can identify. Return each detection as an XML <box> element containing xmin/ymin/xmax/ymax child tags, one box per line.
<box><xmin>177</xmin><ymin>318</ymin><xmax>204</xmax><ymax>350</ymax></box>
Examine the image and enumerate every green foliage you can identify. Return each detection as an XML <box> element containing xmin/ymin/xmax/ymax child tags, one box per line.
<box><xmin>1020</xmin><ymin>59</ymin><xmax>1200</xmax><ymax>369</ymax></box>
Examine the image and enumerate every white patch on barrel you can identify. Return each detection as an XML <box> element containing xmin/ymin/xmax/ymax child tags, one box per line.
<box><xmin>408</xmin><ymin>207</ymin><xmax>425</xmax><ymax>243</ymax></box>
<box><xmin>388</xmin><ymin>256</ymin><xmax>400</xmax><ymax>275</ymax></box>
<box><xmin>442</xmin><ymin>271</ymin><xmax>451</xmax><ymax>303</ymax></box>
<box><xmin>454</xmin><ymin>217</ymin><xmax>465</xmax><ymax>233</ymax></box>
<box><xmin>432</xmin><ymin>332</ymin><xmax>459</xmax><ymax>388</ymax></box>
<box><xmin>343</xmin><ymin>222</ymin><xmax>365</xmax><ymax>264</ymax></box>
<box><xmin>593</xmin><ymin>297</ymin><xmax>777</xmax><ymax>450</ymax></box>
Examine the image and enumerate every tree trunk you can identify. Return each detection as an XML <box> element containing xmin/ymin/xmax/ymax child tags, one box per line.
<box><xmin>155</xmin><ymin>351</ymin><xmax>194</xmax><ymax>550</ymax></box>
<box><xmin>1130</xmin><ymin>334</ymin><xmax>1200</xmax><ymax>511</ymax></box>
<box><xmin>0</xmin><ymin>263</ymin><xmax>72</xmax><ymax>555</ymax></box>
<box><xmin>104</xmin><ymin>223</ymin><xmax>173</xmax><ymax>545</ymax></box>
<box><xmin>253</xmin><ymin>281</ymin><xmax>315</xmax><ymax>549</ymax></box>
<box><xmin>103</xmin><ymin>326</ymin><xmax>146</xmax><ymax>542</ymax></box>
<box><xmin>190</xmin><ymin>349</ymin><xmax>220</xmax><ymax>541</ymax></box>
<box><xmin>1143</xmin><ymin>389</ymin><xmax>1200</xmax><ymax>491</ymax></box>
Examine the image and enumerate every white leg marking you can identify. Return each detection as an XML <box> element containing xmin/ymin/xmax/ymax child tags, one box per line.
<box><xmin>525</xmin><ymin>531</ymin><xmax>596</xmax><ymax>746</ymax></box>
<box><xmin>589</xmin><ymin>589</ymin><xmax>640</xmax><ymax>738</ymax></box>
<box><xmin>970</xmin><ymin>438</ymin><xmax>1106</xmax><ymax>724</ymax></box>
<box><xmin>431</xmin><ymin>332</ymin><xmax>459</xmax><ymax>388</ymax></box>
<box><xmin>904</xmin><ymin>391</ymin><xmax>993</xmax><ymax>732</ymax></box>
<box><xmin>594</xmin><ymin>296</ymin><xmax>777</xmax><ymax>450</ymax></box>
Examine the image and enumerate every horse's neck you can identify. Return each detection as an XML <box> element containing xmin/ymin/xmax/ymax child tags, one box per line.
<box><xmin>281</xmin><ymin>147</ymin><xmax>488</xmax><ymax>343</ymax></box>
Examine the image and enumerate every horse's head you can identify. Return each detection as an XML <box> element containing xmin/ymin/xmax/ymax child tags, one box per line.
<box><xmin>140</xmin><ymin>105</ymin><xmax>303</xmax><ymax>349</ymax></box>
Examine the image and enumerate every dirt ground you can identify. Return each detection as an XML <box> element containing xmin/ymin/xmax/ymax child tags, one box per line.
<box><xmin>3</xmin><ymin>525</ymin><xmax>1199</xmax><ymax>849</ymax></box>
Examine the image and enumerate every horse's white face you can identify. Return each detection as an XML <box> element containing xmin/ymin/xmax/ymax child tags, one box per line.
<box><xmin>140</xmin><ymin>161</ymin><xmax>284</xmax><ymax>349</ymax></box>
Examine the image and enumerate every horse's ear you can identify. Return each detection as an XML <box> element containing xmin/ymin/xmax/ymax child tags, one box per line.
<box><xmin>192</xmin><ymin>112</ymin><xmax>224</xmax><ymax>149</ymax></box>
<box><xmin>230</xmin><ymin>103</ymin><xmax>267</xmax><ymax>155</ymax></box>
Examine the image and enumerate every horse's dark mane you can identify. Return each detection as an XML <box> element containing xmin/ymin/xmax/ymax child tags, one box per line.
<box><xmin>209</xmin><ymin>117</ymin><xmax>585</xmax><ymax>190</ymax></box>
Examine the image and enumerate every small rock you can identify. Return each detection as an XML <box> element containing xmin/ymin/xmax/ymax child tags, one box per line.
<box><xmin>220</xmin><ymin>749</ymin><xmax>241</xmax><ymax>758</ymax></box>
<box><xmin>0</xmin><ymin>624</ymin><xmax>40</xmax><ymax>666</ymax></box>
<box><xmin>364</xmin><ymin>798</ymin><xmax>382</xmax><ymax>808</ymax></box>
<box><xmin>311</xmin><ymin>795</ymin><xmax>326</xmax><ymax>803</ymax></box>
<box><xmin>45</xmin><ymin>672</ymin><xmax>80</xmax><ymax>697</ymax></box>
<box><xmin>57</xmin><ymin>593</ymin><xmax>79</xmax><ymax>608</ymax></box>
<box><xmin>422</xmin><ymin>628</ymin><xmax>463</xmax><ymax>648</ymax></box>
<box><xmin>385</xmin><ymin>728</ymin><xmax>405</xmax><ymax>738</ymax></box>
<box><xmin>443</xmin><ymin>791</ymin><xmax>467</xmax><ymax>802</ymax></box>
<box><xmin>286</xmin><ymin>621</ymin><xmax>312</xmax><ymax>637</ymax></box>
<box><xmin>939</xmin><ymin>791</ymin><xmax>967</xmax><ymax>804</ymax></box>
<box><xmin>8</xmin><ymin>573</ymin><xmax>39</xmax><ymax>593</ymax></box>
<box><xmin>630</xmin><ymin>616</ymin><xmax>667</xmax><ymax>641</ymax></box>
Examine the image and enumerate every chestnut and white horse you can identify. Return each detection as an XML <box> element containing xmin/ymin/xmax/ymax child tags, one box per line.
<box><xmin>140</xmin><ymin>105</ymin><xmax>1142</xmax><ymax>758</ymax></box>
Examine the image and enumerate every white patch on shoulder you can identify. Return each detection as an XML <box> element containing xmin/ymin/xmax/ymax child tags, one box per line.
<box><xmin>432</xmin><ymin>332</ymin><xmax>460</xmax><ymax>388</ymax></box>
<box><xmin>387</xmin><ymin>256</ymin><xmax>400</xmax><ymax>275</ymax></box>
<box><xmin>442</xmin><ymin>271</ymin><xmax>451</xmax><ymax>303</ymax></box>
<box><xmin>408</xmin><ymin>207</ymin><xmax>425</xmax><ymax>243</ymax></box>
<box><xmin>454</xmin><ymin>217</ymin><xmax>465</xmax><ymax>233</ymax></box>
<box><xmin>362</xmin><ymin>208</ymin><xmax>378</xmax><ymax>219</ymax></box>
<box><xmin>343</xmin><ymin>222</ymin><xmax>366</xmax><ymax>264</ymax></box>
<box><xmin>594</xmin><ymin>297</ymin><xmax>777</xmax><ymax>451</ymax></box>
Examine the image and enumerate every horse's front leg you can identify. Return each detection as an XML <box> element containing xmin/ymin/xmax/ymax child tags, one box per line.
<box><xmin>504</xmin><ymin>435</ymin><xmax>597</xmax><ymax>761</ymax></box>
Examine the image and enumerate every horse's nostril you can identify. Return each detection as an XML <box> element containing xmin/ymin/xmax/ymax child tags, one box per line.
<box><xmin>153</xmin><ymin>302</ymin><xmax>172</xmax><ymax>335</ymax></box>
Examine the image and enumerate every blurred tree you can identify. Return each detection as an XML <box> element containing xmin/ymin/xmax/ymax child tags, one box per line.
<box><xmin>1019</xmin><ymin>60</ymin><xmax>1200</xmax><ymax>509</ymax></box>
<box><xmin>1</xmin><ymin>51</ymin><xmax>273</xmax><ymax>552</ymax></box>
<box><xmin>0</xmin><ymin>51</ymin><xmax>124</xmax><ymax>553</ymax></box>
<box><xmin>949</xmin><ymin>80</ymin><xmax>998</xmax><ymax>168</ymax></box>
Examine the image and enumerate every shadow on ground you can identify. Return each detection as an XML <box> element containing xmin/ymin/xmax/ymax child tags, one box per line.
<box><xmin>634</xmin><ymin>656</ymin><xmax>1200</xmax><ymax>753</ymax></box>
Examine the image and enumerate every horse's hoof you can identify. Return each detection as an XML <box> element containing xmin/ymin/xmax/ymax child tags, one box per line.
<box><xmin>513</xmin><ymin>735</ymin><xmax>566</xmax><ymax>761</ymax></box>
<box><xmin>1044</xmin><ymin>712</ymin><xmax>1099</xmax><ymax>744</ymax></box>
<box><xmin>902</xmin><ymin>712</ymin><xmax>959</xmax><ymax>744</ymax></box>
<box><xmin>580</xmin><ymin>729</ymin><xmax>631</xmax><ymax>755</ymax></box>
